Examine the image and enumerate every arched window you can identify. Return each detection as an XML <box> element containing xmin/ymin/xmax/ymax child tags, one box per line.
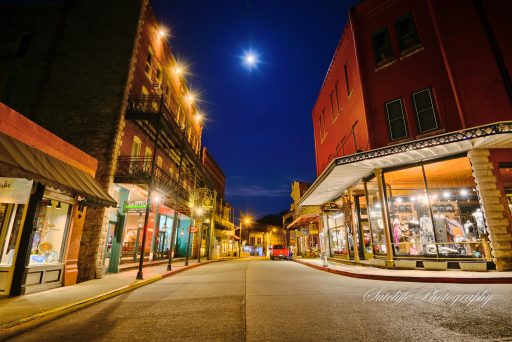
<box><xmin>131</xmin><ymin>136</ymin><xmax>142</xmax><ymax>157</ymax></box>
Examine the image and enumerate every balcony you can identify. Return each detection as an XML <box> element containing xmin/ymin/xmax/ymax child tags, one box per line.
<box><xmin>114</xmin><ymin>156</ymin><xmax>190</xmax><ymax>199</ymax></box>
<box><xmin>214</xmin><ymin>213</ymin><xmax>235</xmax><ymax>230</ymax></box>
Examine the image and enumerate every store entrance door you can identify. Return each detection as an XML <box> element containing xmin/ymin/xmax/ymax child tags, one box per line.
<box><xmin>354</xmin><ymin>195</ymin><xmax>372</xmax><ymax>260</ymax></box>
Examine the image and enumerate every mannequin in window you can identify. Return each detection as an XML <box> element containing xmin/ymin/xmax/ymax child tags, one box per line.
<box><xmin>419</xmin><ymin>214</ymin><xmax>434</xmax><ymax>244</ymax></box>
<box><xmin>433</xmin><ymin>212</ymin><xmax>449</xmax><ymax>244</ymax></box>
<box><xmin>464</xmin><ymin>220</ymin><xmax>475</xmax><ymax>239</ymax></box>
<box><xmin>392</xmin><ymin>215</ymin><xmax>401</xmax><ymax>245</ymax></box>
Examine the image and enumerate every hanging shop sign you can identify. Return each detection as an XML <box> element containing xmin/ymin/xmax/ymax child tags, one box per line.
<box><xmin>300</xmin><ymin>228</ymin><xmax>310</xmax><ymax>236</ymax></box>
<box><xmin>189</xmin><ymin>226</ymin><xmax>198</xmax><ymax>233</ymax></box>
<box><xmin>0</xmin><ymin>178</ymin><xmax>33</xmax><ymax>204</ymax></box>
<box><xmin>123</xmin><ymin>200</ymin><xmax>148</xmax><ymax>213</ymax></box>
<box><xmin>322</xmin><ymin>202</ymin><xmax>340</xmax><ymax>213</ymax></box>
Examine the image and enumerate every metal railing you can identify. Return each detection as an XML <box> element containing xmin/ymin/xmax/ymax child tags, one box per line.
<box><xmin>115</xmin><ymin>156</ymin><xmax>190</xmax><ymax>198</ymax></box>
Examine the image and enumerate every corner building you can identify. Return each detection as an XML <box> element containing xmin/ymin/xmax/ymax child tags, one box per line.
<box><xmin>302</xmin><ymin>0</ymin><xmax>512</xmax><ymax>271</ymax></box>
<box><xmin>0</xmin><ymin>0</ymin><xmax>222</xmax><ymax>280</ymax></box>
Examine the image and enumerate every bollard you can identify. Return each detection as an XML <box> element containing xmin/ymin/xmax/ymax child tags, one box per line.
<box><xmin>322</xmin><ymin>253</ymin><xmax>329</xmax><ymax>267</ymax></box>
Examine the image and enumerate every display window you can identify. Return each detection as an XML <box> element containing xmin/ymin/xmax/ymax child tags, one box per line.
<box><xmin>382</xmin><ymin>156</ymin><xmax>489</xmax><ymax>259</ymax></box>
<box><xmin>30</xmin><ymin>197</ymin><xmax>72</xmax><ymax>265</ymax></box>
<box><xmin>384</xmin><ymin>166</ymin><xmax>430</xmax><ymax>256</ymax></box>
<box><xmin>327</xmin><ymin>214</ymin><xmax>350</xmax><ymax>257</ymax></box>
<box><xmin>365</xmin><ymin>178</ymin><xmax>387</xmax><ymax>256</ymax></box>
<box><xmin>0</xmin><ymin>204</ymin><xmax>26</xmax><ymax>266</ymax></box>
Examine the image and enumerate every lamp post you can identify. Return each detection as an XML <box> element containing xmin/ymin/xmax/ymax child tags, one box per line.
<box><xmin>238</xmin><ymin>215</ymin><xmax>251</xmax><ymax>258</ymax></box>
<box><xmin>167</xmin><ymin>104</ymin><xmax>203</xmax><ymax>271</ymax></box>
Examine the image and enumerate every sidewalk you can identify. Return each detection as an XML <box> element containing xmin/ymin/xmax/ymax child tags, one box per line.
<box><xmin>294</xmin><ymin>258</ymin><xmax>512</xmax><ymax>284</ymax></box>
<box><xmin>0</xmin><ymin>258</ymin><xmax>217</xmax><ymax>338</ymax></box>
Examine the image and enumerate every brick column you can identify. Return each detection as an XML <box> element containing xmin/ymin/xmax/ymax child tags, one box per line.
<box><xmin>468</xmin><ymin>149</ymin><xmax>512</xmax><ymax>271</ymax></box>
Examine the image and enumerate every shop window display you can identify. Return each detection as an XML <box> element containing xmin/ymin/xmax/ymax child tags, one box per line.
<box><xmin>326</xmin><ymin>214</ymin><xmax>350</xmax><ymax>257</ymax></box>
<box><xmin>365</xmin><ymin>178</ymin><xmax>387</xmax><ymax>255</ymax></box>
<box><xmin>424</xmin><ymin>158</ymin><xmax>487</xmax><ymax>258</ymax></box>
<box><xmin>384</xmin><ymin>166</ymin><xmax>431</xmax><ymax>256</ymax></box>
<box><xmin>30</xmin><ymin>199</ymin><xmax>72</xmax><ymax>265</ymax></box>
<box><xmin>383</xmin><ymin>157</ymin><xmax>489</xmax><ymax>259</ymax></box>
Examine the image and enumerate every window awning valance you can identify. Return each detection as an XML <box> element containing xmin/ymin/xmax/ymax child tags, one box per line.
<box><xmin>0</xmin><ymin>132</ymin><xmax>117</xmax><ymax>207</ymax></box>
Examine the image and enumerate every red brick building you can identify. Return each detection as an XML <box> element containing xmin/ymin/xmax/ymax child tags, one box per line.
<box><xmin>304</xmin><ymin>0</ymin><xmax>512</xmax><ymax>271</ymax></box>
<box><xmin>0</xmin><ymin>0</ymin><xmax>226</xmax><ymax>280</ymax></box>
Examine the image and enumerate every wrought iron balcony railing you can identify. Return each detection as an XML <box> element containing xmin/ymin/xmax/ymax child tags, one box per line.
<box><xmin>114</xmin><ymin>156</ymin><xmax>190</xmax><ymax>199</ymax></box>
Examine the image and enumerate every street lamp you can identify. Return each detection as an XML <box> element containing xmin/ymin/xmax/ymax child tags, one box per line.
<box><xmin>239</xmin><ymin>215</ymin><xmax>252</xmax><ymax>258</ymax></box>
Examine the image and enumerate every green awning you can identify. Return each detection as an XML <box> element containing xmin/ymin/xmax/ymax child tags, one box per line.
<box><xmin>0</xmin><ymin>132</ymin><xmax>116</xmax><ymax>207</ymax></box>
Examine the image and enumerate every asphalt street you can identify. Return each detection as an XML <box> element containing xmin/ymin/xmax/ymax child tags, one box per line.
<box><xmin>6</xmin><ymin>259</ymin><xmax>512</xmax><ymax>342</ymax></box>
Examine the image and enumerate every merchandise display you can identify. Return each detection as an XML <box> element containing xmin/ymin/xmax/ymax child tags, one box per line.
<box><xmin>30</xmin><ymin>198</ymin><xmax>71</xmax><ymax>265</ymax></box>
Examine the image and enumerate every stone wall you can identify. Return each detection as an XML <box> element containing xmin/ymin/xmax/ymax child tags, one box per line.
<box><xmin>468</xmin><ymin>149</ymin><xmax>512</xmax><ymax>271</ymax></box>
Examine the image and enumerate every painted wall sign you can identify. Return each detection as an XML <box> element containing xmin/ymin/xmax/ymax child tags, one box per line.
<box><xmin>0</xmin><ymin>178</ymin><xmax>33</xmax><ymax>204</ymax></box>
<box><xmin>321</xmin><ymin>202</ymin><xmax>340</xmax><ymax>213</ymax></box>
<box><xmin>123</xmin><ymin>200</ymin><xmax>148</xmax><ymax>213</ymax></box>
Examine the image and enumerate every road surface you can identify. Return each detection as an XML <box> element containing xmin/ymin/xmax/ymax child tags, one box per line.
<box><xmin>7</xmin><ymin>259</ymin><xmax>512</xmax><ymax>341</ymax></box>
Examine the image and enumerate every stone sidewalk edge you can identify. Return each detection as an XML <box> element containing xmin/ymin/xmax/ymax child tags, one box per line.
<box><xmin>0</xmin><ymin>260</ymin><xmax>217</xmax><ymax>339</ymax></box>
<box><xmin>293</xmin><ymin>259</ymin><xmax>512</xmax><ymax>284</ymax></box>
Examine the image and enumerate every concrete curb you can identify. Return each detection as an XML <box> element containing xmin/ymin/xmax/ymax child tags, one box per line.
<box><xmin>293</xmin><ymin>259</ymin><xmax>512</xmax><ymax>284</ymax></box>
<box><xmin>0</xmin><ymin>260</ymin><xmax>216</xmax><ymax>339</ymax></box>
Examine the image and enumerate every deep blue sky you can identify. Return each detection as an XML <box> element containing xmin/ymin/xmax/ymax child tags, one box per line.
<box><xmin>153</xmin><ymin>0</ymin><xmax>357</xmax><ymax>217</ymax></box>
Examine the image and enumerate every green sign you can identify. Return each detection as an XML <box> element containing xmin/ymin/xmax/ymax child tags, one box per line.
<box><xmin>123</xmin><ymin>200</ymin><xmax>148</xmax><ymax>213</ymax></box>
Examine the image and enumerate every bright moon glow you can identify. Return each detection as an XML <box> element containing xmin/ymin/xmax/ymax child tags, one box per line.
<box><xmin>242</xmin><ymin>51</ymin><xmax>259</xmax><ymax>70</ymax></box>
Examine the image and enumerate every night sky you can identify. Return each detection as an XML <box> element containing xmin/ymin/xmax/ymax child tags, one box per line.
<box><xmin>153</xmin><ymin>0</ymin><xmax>357</xmax><ymax>217</ymax></box>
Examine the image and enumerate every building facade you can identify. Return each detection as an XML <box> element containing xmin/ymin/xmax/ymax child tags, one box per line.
<box><xmin>0</xmin><ymin>103</ymin><xmax>115</xmax><ymax>296</ymax></box>
<box><xmin>0</xmin><ymin>0</ymin><xmax>225</xmax><ymax>280</ymax></box>
<box><xmin>303</xmin><ymin>0</ymin><xmax>512</xmax><ymax>271</ymax></box>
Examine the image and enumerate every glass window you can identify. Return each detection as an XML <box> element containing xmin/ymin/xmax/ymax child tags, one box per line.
<box><xmin>372</xmin><ymin>27</ymin><xmax>394</xmax><ymax>66</ymax></box>
<box><xmin>384</xmin><ymin>166</ymin><xmax>431</xmax><ymax>256</ymax></box>
<box><xmin>0</xmin><ymin>204</ymin><xmax>25</xmax><ymax>266</ymax></box>
<box><xmin>319</xmin><ymin>110</ymin><xmax>326</xmax><ymax>141</ymax></box>
<box><xmin>344</xmin><ymin>63</ymin><xmax>351</xmax><ymax>96</ymax></box>
<box><xmin>330</xmin><ymin>90</ymin><xmax>337</xmax><ymax>122</ymax></box>
<box><xmin>365</xmin><ymin>178</ymin><xmax>387</xmax><ymax>256</ymax></box>
<box><xmin>327</xmin><ymin>213</ymin><xmax>349</xmax><ymax>258</ymax></box>
<box><xmin>30</xmin><ymin>199</ymin><xmax>71</xmax><ymax>265</ymax></box>
<box><xmin>385</xmin><ymin>99</ymin><xmax>408</xmax><ymax>140</ymax></box>
<box><xmin>412</xmin><ymin>89</ymin><xmax>438</xmax><ymax>133</ymax></box>
<box><xmin>395</xmin><ymin>14</ymin><xmax>420</xmax><ymax>53</ymax></box>
<box><xmin>424</xmin><ymin>157</ymin><xmax>488</xmax><ymax>259</ymax></box>
<box><xmin>145</xmin><ymin>49</ymin><xmax>153</xmax><ymax>77</ymax></box>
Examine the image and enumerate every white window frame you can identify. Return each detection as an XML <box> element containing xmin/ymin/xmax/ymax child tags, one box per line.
<box><xmin>385</xmin><ymin>99</ymin><xmax>408</xmax><ymax>140</ymax></box>
<box><xmin>412</xmin><ymin>88</ymin><xmax>438</xmax><ymax>134</ymax></box>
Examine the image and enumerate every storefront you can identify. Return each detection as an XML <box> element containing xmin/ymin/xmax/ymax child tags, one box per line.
<box><xmin>299</xmin><ymin>122</ymin><xmax>512</xmax><ymax>271</ymax></box>
<box><xmin>287</xmin><ymin>214</ymin><xmax>320</xmax><ymax>257</ymax></box>
<box><xmin>0</xmin><ymin>108</ymin><xmax>116</xmax><ymax>295</ymax></box>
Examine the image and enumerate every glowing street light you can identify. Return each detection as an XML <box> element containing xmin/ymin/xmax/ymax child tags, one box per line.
<box><xmin>157</xmin><ymin>26</ymin><xmax>169</xmax><ymax>39</ymax></box>
<box><xmin>239</xmin><ymin>215</ymin><xmax>252</xmax><ymax>258</ymax></box>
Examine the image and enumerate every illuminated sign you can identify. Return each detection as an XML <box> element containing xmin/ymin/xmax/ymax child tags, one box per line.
<box><xmin>123</xmin><ymin>200</ymin><xmax>148</xmax><ymax>213</ymax></box>
<box><xmin>0</xmin><ymin>178</ymin><xmax>33</xmax><ymax>204</ymax></box>
<box><xmin>321</xmin><ymin>202</ymin><xmax>340</xmax><ymax>213</ymax></box>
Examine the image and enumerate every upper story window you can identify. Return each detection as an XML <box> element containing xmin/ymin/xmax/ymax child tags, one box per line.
<box><xmin>344</xmin><ymin>63</ymin><xmax>351</xmax><ymax>96</ymax></box>
<box><xmin>145</xmin><ymin>47</ymin><xmax>154</xmax><ymax>78</ymax></box>
<box><xmin>385</xmin><ymin>99</ymin><xmax>408</xmax><ymax>140</ymax></box>
<box><xmin>319</xmin><ymin>109</ymin><xmax>327</xmax><ymax>141</ymax></box>
<box><xmin>372</xmin><ymin>27</ymin><xmax>394</xmax><ymax>67</ymax></box>
<box><xmin>131</xmin><ymin>136</ymin><xmax>142</xmax><ymax>157</ymax></box>
<box><xmin>330</xmin><ymin>88</ymin><xmax>339</xmax><ymax>122</ymax></box>
<box><xmin>157</xmin><ymin>156</ymin><xmax>163</xmax><ymax>168</ymax></box>
<box><xmin>395</xmin><ymin>14</ymin><xmax>420</xmax><ymax>53</ymax></box>
<box><xmin>412</xmin><ymin>89</ymin><xmax>438</xmax><ymax>133</ymax></box>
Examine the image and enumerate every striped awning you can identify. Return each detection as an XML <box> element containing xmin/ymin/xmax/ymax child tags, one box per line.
<box><xmin>0</xmin><ymin>132</ymin><xmax>117</xmax><ymax>207</ymax></box>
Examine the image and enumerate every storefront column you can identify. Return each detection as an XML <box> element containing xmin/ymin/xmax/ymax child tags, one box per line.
<box><xmin>348</xmin><ymin>188</ymin><xmax>360</xmax><ymax>263</ymax></box>
<box><xmin>63</xmin><ymin>205</ymin><xmax>86</xmax><ymax>286</ymax></box>
<box><xmin>469</xmin><ymin>149</ymin><xmax>512</xmax><ymax>271</ymax></box>
<box><xmin>375</xmin><ymin>169</ymin><xmax>394</xmax><ymax>267</ymax></box>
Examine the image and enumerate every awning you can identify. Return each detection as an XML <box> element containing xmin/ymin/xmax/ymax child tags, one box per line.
<box><xmin>0</xmin><ymin>132</ymin><xmax>117</xmax><ymax>207</ymax></box>
<box><xmin>299</xmin><ymin>121</ymin><xmax>512</xmax><ymax>206</ymax></box>
<box><xmin>287</xmin><ymin>214</ymin><xmax>320</xmax><ymax>230</ymax></box>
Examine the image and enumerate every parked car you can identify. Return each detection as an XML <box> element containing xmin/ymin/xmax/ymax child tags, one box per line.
<box><xmin>270</xmin><ymin>245</ymin><xmax>289</xmax><ymax>260</ymax></box>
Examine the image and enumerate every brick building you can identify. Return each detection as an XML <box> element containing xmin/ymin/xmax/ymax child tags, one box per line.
<box><xmin>301</xmin><ymin>0</ymin><xmax>512</xmax><ymax>271</ymax></box>
<box><xmin>0</xmin><ymin>0</ymin><xmax>227</xmax><ymax>280</ymax></box>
